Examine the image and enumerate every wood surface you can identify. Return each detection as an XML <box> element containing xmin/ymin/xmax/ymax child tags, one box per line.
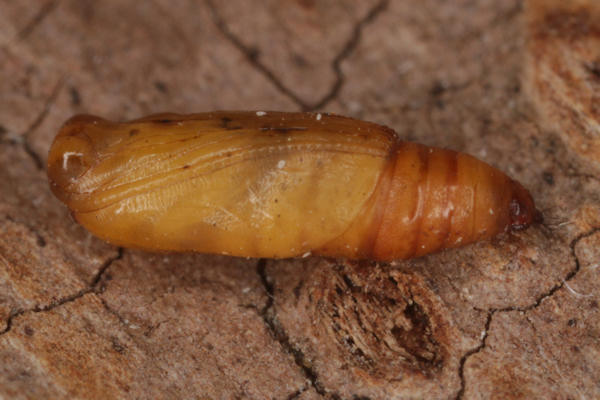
<box><xmin>0</xmin><ymin>1</ymin><xmax>599</xmax><ymax>399</ymax></box>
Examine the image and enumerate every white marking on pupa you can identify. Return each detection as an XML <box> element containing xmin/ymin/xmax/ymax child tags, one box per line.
<box><xmin>248</xmin><ymin>187</ymin><xmax>259</xmax><ymax>204</ymax></box>
<box><xmin>115</xmin><ymin>202</ymin><xmax>126</xmax><ymax>215</ymax></box>
<box><xmin>62</xmin><ymin>152</ymin><xmax>83</xmax><ymax>170</ymax></box>
<box><xmin>258</xmin><ymin>209</ymin><xmax>273</xmax><ymax>220</ymax></box>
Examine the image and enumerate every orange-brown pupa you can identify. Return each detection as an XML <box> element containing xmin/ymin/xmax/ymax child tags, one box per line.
<box><xmin>47</xmin><ymin>111</ymin><xmax>539</xmax><ymax>261</ymax></box>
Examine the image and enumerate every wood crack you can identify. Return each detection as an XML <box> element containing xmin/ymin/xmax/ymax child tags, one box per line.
<box><xmin>20</xmin><ymin>77</ymin><xmax>64</xmax><ymax>170</ymax></box>
<box><xmin>285</xmin><ymin>385</ymin><xmax>309</xmax><ymax>400</ymax></box>
<box><xmin>456</xmin><ymin>226</ymin><xmax>600</xmax><ymax>399</ymax></box>
<box><xmin>256</xmin><ymin>259</ymin><xmax>330</xmax><ymax>398</ymax></box>
<box><xmin>310</xmin><ymin>0</ymin><xmax>389</xmax><ymax>111</ymax></box>
<box><xmin>206</xmin><ymin>0</ymin><xmax>389</xmax><ymax>111</ymax></box>
<box><xmin>17</xmin><ymin>0</ymin><xmax>58</xmax><ymax>40</ymax></box>
<box><xmin>0</xmin><ymin>248</ymin><xmax>123</xmax><ymax>336</ymax></box>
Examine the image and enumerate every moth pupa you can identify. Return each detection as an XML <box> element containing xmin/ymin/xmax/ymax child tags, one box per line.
<box><xmin>47</xmin><ymin>111</ymin><xmax>539</xmax><ymax>261</ymax></box>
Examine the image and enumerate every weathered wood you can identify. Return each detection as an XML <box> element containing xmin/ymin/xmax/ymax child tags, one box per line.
<box><xmin>0</xmin><ymin>1</ymin><xmax>599</xmax><ymax>399</ymax></box>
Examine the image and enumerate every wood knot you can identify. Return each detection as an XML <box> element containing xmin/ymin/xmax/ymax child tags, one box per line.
<box><xmin>311</xmin><ymin>262</ymin><xmax>450</xmax><ymax>379</ymax></box>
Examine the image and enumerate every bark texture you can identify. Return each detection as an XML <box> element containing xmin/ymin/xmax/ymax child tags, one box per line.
<box><xmin>1</xmin><ymin>1</ymin><xmax>599</xmax><ymax>399</ymax></box>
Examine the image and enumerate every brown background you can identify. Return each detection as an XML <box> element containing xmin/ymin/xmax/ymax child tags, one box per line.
<box><xmin>1</xmin><ymin>1</ymin><xmax>599</xmax><ymax>399</ymax></box>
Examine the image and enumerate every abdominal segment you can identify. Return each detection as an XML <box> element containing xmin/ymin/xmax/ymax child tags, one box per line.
<box><xmin>317</xmin><ymin>143</ymin><xmax>514</xmax><ymax>261</ymax></box>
